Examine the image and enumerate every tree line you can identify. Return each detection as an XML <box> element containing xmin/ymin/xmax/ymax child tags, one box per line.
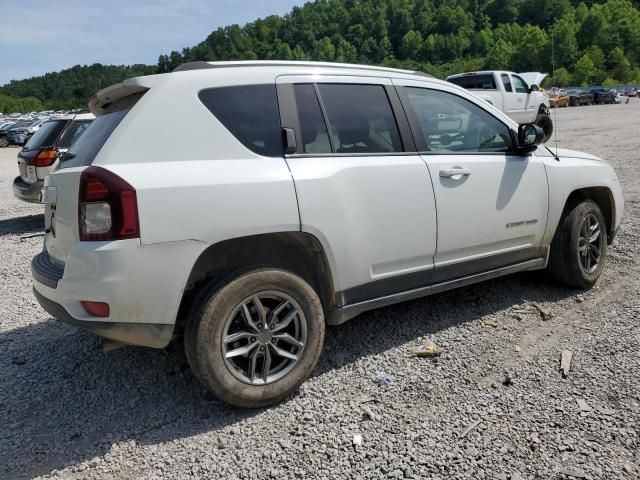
<box><xmin>2</xmin><ymin>0</ymin><xmax>640</xmax><ymax>111</ymax></box>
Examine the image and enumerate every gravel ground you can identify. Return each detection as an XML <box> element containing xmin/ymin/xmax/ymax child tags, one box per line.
<box><xmin>1</xmin><ymin>102</ymin><xmax>639</xmax><ymax>480</ymax></box>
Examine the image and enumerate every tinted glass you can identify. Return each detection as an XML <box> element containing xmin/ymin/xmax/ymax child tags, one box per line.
<box><xmin>501</xmin><ymin>74</ymin><xmax>513</xmax><ymax>93</ymax></box>
<box><xmin>57</xmin><ymin>120</ymin><xmax>92</xmax><ymax>149</ymax></box>
<box><xmin>448</xmin><ymin>75</ymin><xmax>496</xmax><ymax>90</ymax></box>
<box><xmin>199</xmin><ymin>84</ymin><xmax>282</xmax><ymax>157</ymax></box>
<box><xmin>512</xmin><ymin>75</ymin><xmax>528</xmax><ymax>93</ymax></box>
<box><xmin>23</xmin><ymin>120</ymin><xmax>68</xmax><ymax>151</ymax></box>
<box><xmin>317</xmin><ymin>84</ymin><xmax>402</xmax><ymax>154</ymax></box>
<box><xmin>405</xmin><ymin>87</ymin><xmax>512</xmax><ymax>153</ymax></box>
<box><xmin>293</xmin><ymin>84</ymin><xmax>331</xmax><ymax>154</ymax></box>
<box><xmin>57</xmin><ymin>110</ymin><xmax>127</xmax><ymax>169</ymax></box>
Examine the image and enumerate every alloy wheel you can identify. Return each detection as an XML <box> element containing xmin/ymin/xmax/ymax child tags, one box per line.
<box><xmin>578</xmin><ymin>213</ymin><xmax>603</xmax><ymax>274</ymax></box>
<box><xmin>221</xmin><ymin>291</ymin><xmax>307</xmax><ymax>385</ymax></box>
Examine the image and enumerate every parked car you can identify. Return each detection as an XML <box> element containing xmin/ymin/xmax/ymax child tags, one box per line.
<box><xmin>567</xmin><ymin>89</ymin><xmax>593</xmax><ymax>106</ymax></box>
<box><xmin>2</xmin><ymin>121</ymin><xmax>32</xmax><ymax>147</ymax></box>
<box><xmin>0</xmin><ymin>122</ymin><xmax>16</xmax><ymax>147</ymax></box>
<box><xmin>626</xmin><ymin>88</ymin><xmax>638</xmax><ymax>97</ymax></box>
<box><xmin>446</xmin><ymin>70</ymin><xmax>553</xmax><ymax>142</ymax></box>
<box><xmin>32</xmin><ymin>61</ymin><xmax>624</xmax><ymax>407</ymax></box>
<box><xmin>6</xmin><ymin>118</ymin><xmax>49</xmax><ymax>146</ymax></box>
<box><xmin>13</xmin><ymin>113</ymin><xmax>94</xmax><ymax>203</ymax></box>
<box><xmin>589</xmin><ymin>88</ymin><xmax>616</xmax><ymax>105</ymax></box>
<box><xmin>614</xmin><ymin>93</ymin><xmax>627</xmax><ymax>104</ymax></box>
<box><xmin>547</xmin><ymin>89</ymin><xmax>570</xmax><ymax>108</ymax></box>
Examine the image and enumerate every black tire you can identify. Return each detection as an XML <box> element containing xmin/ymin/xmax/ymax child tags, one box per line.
<box><xmin>548</xmin><ymin>200</ymin><xmax>608</xmax><ymax>289</ymax></box>
<box><xmin>184</xmin><ymin>268</ymin><xmax>325</xmax><ymax>408</ymax></box>
<box><xmin>535</xmin><ymin>113</ymin><xmax>553</xmax><ymax>143</ymax></box>
<box><xmin>0</xmin><ymin>136</ymin><xmax>8</xmax><ymax>148</ymax></box>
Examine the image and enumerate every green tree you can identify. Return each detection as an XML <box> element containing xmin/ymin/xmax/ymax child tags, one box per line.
<box><xmin>312</xmin><ymin>37</ymin><xmax>335</xmax><ymax>61</ymax></box>
<box><xmin>573</xmin><ymin>54</ymin><xmax>597</xmax><ymax>85</ymax></box>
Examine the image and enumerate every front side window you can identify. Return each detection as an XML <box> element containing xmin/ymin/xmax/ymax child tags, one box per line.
<box><xmin>501</xmin><ymin>74</ymin><xmax>513</xmax><ymax>93</ymax></box>
<box><xmin>405</xmin><ymin>87</ymin><xmax>512</xmax><ymax>153</ymax></box>
<box><xmin>512</xmin><ymin>75</ymin><xmax>528</xmax><ymax>93</ymax></box>
<box><xmin>199</xmin><ymin>84</ymin><xmax>282</xmax><ymax>157</ymax></box>
<box><xmin>315</xmin><ymin>84</ymin><xmax>403</xmax><ymax>154</ymax></box>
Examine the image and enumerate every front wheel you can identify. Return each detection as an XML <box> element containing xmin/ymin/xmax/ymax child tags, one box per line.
<box><xmin>547</xmin><ymin>200</ymin><xmax>608</xmax><ymax>289</ymax></box>
<box><xmin>535</xmin><ymin>113</ymin><xmax>553</xmax><ymax>143</ymax></box>
<box><xmin>0</xmin><ymin>136</ymin><xmax>8</xmax><ymax>148</ymax></box>
<box><xmin>184</xmin><ymin>268</ymin><xmax>325</xmax><ymax>408</ymax></box>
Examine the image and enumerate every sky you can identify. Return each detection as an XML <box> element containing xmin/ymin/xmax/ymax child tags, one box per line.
<box><xmin>0</xmin><ymin>0</ymin><xmax>307</xmax><ymax>85</ymax></box>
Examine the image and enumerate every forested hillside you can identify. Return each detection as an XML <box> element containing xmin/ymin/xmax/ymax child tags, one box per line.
<box><xmin>2</xmin><ymin>0</ymin><xmax>640</xmax><ymax>110</ymax></box>
<box><xmin>1</xmin><ymin>64</ymin><xmax>156</xmax><ymax>110</ymax></box>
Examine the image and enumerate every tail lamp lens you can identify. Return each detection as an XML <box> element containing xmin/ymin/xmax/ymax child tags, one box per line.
<box><xmin>79</xmin><ymin>166</ymin><xmax>139</xmax><ymax>241</ymax></box>
<box><xmin>25</xmin><ymin>149</ymin><xmax>57</xmax><ymax>167</ymax></box>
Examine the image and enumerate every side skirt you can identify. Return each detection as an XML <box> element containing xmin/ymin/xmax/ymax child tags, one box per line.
<box><xmin>328</xmin><ymin>256</ymin><xmax>547</xmax><ymax>325</ymax></box>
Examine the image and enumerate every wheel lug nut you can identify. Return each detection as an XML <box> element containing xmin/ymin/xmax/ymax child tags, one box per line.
<box><xmin>251</xmin><ymin>338</ymin><xmax>256</xmax><ymax>342</ymax></box>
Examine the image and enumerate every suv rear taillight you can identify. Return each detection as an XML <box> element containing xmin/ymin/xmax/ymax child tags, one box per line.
<box><xmin>79</xmin><ymin>166</ymin><xmax>139</xmax><ymax>241</ymax></box>
<box><xmin>25</xmin><ymin>149</ymin><xmax>57</xmax><ymax>167</ymax></box>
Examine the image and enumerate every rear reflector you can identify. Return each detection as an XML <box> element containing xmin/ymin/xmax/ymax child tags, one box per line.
<box><xmin>81</xmin><ymin>301</ymin><xmax>110</xmax><ymax>317</ymax></box>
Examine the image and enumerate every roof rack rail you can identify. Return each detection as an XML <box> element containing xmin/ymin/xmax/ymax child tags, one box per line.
<box><xmin>172</xmin><ymin>60</ymin><xmax>433</xmax><ymax>78</ymax></box>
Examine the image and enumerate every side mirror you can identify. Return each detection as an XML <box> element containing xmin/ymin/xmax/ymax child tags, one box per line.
<box><xmin>516</xmin><ymin>123</ymin><xmax>544</xmax><ymax>154</ymax></box>
<box><xmin>529</xmin><ymin>84</ymin><xmax>539</xmax><ymax>92</ymax></box>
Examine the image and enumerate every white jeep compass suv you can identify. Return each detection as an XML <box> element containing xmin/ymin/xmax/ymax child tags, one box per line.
<box><xmin>32</xmin><ymin>61</ymin><xmax>624</xmax><ymax>407</ymax></box>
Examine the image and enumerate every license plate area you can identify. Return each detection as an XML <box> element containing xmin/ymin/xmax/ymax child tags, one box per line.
<box><xmin>26</xmin><ymin>165</ymin><xmax>37</xmax><ymax>182</ymax></box>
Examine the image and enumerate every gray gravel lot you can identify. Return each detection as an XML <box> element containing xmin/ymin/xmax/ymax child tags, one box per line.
<box><xmin>1</xmin><ymin>103</ymin><xmax>639</xmax><ymax>480</ymax></box>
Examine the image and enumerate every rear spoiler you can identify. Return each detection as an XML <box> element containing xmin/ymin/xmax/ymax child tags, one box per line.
<box><xmin>89</xmin><ymin>74</ymin><xmax>168</xmax><ymax>115</ymax></box>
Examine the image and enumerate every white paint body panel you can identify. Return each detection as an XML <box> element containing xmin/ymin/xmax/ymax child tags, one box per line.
<box><xmin>33</xmin><ymin>62</ymin><xmax>623</xmax><ymax>337</ymax></box>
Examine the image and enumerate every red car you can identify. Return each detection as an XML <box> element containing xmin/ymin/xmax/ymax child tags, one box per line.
<box><xmin>626</xmin><ymin>88</ymin><xmax>638</xmax><ymax>97</ymax></box>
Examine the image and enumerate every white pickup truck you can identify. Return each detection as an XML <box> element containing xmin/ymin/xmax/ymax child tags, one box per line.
<box><xmin>447</xmin><ymin>71</ymin><xmax>553</xmax><ymax>142</ymax></box>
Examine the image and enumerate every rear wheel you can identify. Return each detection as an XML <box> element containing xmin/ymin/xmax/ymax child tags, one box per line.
<box><xmin>535</xmin><ymin>113</ymin><xmax>553</xmax><ymax>143</ymax></box>
<box><xmin>0</xmin><ymin>136</ymin><xmax>8</xmax><ymax>148</ymax></box>
<box><xmin>548</xmin><ymin>200</ymin><xmax>608</xmax><ymax>289</ymax></box>
<box><xmin>184</xmin><ymin>268</ymin><xmax>325</xmax><ymax>408</ymax></box>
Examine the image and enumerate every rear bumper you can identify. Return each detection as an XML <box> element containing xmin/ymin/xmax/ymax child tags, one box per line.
<box><xmin>12</xmin><ymin>176</ymin><xmax>42</xmax><ymax>203</ymax></box>
<box><xmin>33</xmin><ymin>287</ymin><xmax>174</xmax><ymax>348</ymax></box>
<box><xmin>31</xmin><ymin>238</ymin><xmax>206</xmax><ymax>348</ymax></box>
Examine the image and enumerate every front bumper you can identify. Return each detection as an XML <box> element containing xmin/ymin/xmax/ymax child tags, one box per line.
<box><xmin>12</xmin><ymin>176</ymin><xmax>42</xmax><ymax>203</ymax></box>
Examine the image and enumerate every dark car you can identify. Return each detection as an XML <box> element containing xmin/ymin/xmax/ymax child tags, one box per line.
<box><xmin>567</xmin><ymin>90</ymin><xmax>593</xmax><ymax>106</ymax></box>
<box><xmin>589</xmin><ymin>88</ymin><xmax>615</xmax><ymax>105</ymax></box>
<box><xmin>1</xmin><ymin>121</ymin><xmax>31</xmax><ymax>147</ymax></box>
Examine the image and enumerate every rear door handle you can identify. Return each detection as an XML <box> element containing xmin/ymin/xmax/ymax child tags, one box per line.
<box><xmin>439</xmin><ymin>167</ymin><xmax>471</xmax><ymax>178</ymax></box>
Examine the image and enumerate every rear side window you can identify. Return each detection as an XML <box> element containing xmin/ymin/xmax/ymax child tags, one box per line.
<box><xmin>23</xmin><ymin>120</ymin><xmax>68</xmax><ymax>151</ymax></box>
<box><xmin>57</xmin><ymin>120</ymin><xmax>92</xmax><ymax>149</ymax></box>
<box><xmin>316</xmin><ymin>84</ymin><xmax>403</xmax><ymax>154</ymax></box>
<box><xmin>58</xmin><ymin>110</ymin><xmax>127</xmax><ymax>169</ymax></box>
<box><xmin>293</xmin><ymin>84</ymin><xmax>331</xmax><ymax>154</ymax></box>
<box><xmin>199</xmin><ymin>84</ymin><xmax>282</xmax><ymax>157</ymax></box>
<box><xmin>448</xmin><ymin>75</ymin><xmax>497</xmax><ymax>90</ymax></box>
<box><xmin>501</xmin><ymin>74</ymin><xmax>513</xmax><ymax>93</ymax></box>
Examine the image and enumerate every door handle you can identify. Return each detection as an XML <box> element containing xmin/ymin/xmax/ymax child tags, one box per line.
<box><xmin>439</xmin><ymin>167</ymin><xmax>471</xmax><ymax>178</ymax></box>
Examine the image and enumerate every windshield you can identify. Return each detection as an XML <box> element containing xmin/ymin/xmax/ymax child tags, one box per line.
<box><xmin>57</xmin><ymin>119</ymin><xmax>92</xmax><ymax>149</ymax></box>
<box><xmin>23</xmin><ymin>119</ymin><xmax>68</xmax><ymax>151</ymax></box>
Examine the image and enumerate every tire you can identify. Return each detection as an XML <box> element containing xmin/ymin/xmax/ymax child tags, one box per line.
<box><xmin>535</xmin><ymin>113</ymin><xmax>553</xmax><ymax>143</ymax></box>
<box><xmin>184</xmin><ymin>268</ymin><xmax>325</xmax><ymax>408</ymax></box>
<box><xmin>0</xmin><ymin>136</ymin><xmax>8</xmax><ymax>148</ymax></box>
<box><xmin>547</xmin><ymin>200</ymin><xmax>608</xmax><ymax>289</ymax></box>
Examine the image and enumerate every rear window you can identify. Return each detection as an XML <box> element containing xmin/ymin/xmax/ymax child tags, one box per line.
<box><xmin>57</xmin><ymin>120</ymin><xmax>92</xmax><ymax>149</ymax></box>
<box><xmin>198</xmin><ymin>84</ymin><xmax>283</xmax><ymax>157</ymax></box>
<box><xmin>23</xmin><ymin>120</ymin><xmax>69</xmax><ymax>151</ymax></box>
<box><xmin>448</xmin><ymin>75</ymin><xmax>497</xmax><ymax>90</ymax></box>
<box><xmin>57</xmin><ymin>110</ymin><xmax>127</xmax><ymax>169</ymax></box>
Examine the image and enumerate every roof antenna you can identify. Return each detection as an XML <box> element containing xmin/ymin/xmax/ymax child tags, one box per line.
<box><xmin>551</xmin><ymin>30</ymin><xmax>560</xmax><ymax>161</ymax></box>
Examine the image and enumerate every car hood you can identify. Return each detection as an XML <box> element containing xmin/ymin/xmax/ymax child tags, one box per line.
<box><xmin>538</xmin><ymin>146</ymin><xmax>606</xmax><ymax>163</ymax></box>
<box><xmin>519</xmin><ymin>72</ymin><xmax>547</xmax><ymax>87</ymax></box>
